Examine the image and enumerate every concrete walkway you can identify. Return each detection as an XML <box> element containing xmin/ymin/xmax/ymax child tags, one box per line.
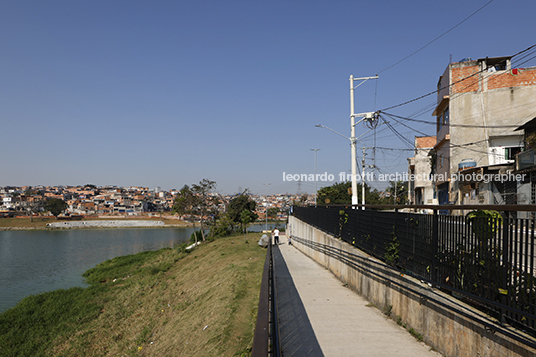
<box><xmin>274</xmin><ymin>234</ymin><xmax>441</xmax><ymax>357</ymax></box>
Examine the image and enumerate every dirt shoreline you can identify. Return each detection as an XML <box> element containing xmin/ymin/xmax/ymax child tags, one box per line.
<box><xmin>0</xmin><ymin>224</ymin><xmax>189</xmax><ymax>231</ymax></box>
<box><xmin>0</xmin><ymin>217</ymin><xmax>191</xmax><ymax>231</ymax></box>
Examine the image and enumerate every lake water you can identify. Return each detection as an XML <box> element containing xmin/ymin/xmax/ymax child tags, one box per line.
<box><xmin>0</xmin><ymin>223</ymin><xmax>282</xmax><ymax>313</ymax></box>
<box><xmin>0</xmin><ymin>227</ymin><xmax>195</xmax><ymax>313</ymax></box>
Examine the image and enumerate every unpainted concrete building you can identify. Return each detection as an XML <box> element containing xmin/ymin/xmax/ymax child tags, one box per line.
<box><xmin>431</xmin><ymin>56</ymin><xmax>536</xmax><ymax>208</ymax></box>
<box><xmin>408</xmin><ymin>135</ymin><xmax>437</xmax><ymax>206</ymax></box>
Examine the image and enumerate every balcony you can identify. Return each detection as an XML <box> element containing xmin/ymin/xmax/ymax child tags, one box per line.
<box><xmin>516</xmin><ymin>149</ymin><xmax>536</xmax><ymax>170</ymax></box>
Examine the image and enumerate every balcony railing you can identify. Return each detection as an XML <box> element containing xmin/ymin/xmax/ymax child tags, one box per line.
<box><xmin>517</xmin><ymin>149</ymin><xmax>536</xmax><ymax>170</ymax></box>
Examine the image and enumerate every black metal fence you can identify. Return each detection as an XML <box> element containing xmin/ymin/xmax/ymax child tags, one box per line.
<box><xmin>293</xmin><ymin>205</ymin><xmax>536</xmax><ymax>336</ymax></box>
<box><xmin>251</xmin><ymin>239</ymin><xmax>280</xmax><ymax>357</ymax></box>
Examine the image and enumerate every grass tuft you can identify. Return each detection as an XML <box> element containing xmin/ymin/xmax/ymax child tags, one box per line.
<box><xmin>409</xmin><ymin>327</ymin><xmax>424</xmax><ymax>342</ymax></box>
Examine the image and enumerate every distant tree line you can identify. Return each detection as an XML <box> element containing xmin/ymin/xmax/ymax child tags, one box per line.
<box><xmin>316</xmin><ymin>181</ymin><xmax>408</xmax><ymax>206</ymax></box>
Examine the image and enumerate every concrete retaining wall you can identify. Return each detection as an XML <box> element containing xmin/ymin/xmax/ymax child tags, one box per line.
<box><xmin>289</xmin><ymin>216</ymin><xmax>536</xmax><ymax>357</ymax></box>
<box><xmin>47</xmin><ymin>220</ymin><xmax>165</xmax><ymax>228</ymax></box>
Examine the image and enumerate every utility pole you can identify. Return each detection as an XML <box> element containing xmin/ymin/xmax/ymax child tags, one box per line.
<box><xmin>310</xmin><ymin>148</ymin><xmax>320</xmax><ymax>207</ymax></box>
<box><xmin>350</xmin><ymin>74</ymin><xmax>378</xmax><ymax>207</ymax></box>
<box><xmin>360</xmin><ymin>147</ymin><xmax>376</xmax><ymax>210</ymax></box>
<box><xmin>263</xmin><ymin>183</ymin><xmax>270</xmax><ymax>232</ymax></box>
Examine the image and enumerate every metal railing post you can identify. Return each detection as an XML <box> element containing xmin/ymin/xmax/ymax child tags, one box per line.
<box><xmin>501</xmin><ymin>216</ymin><xmax>510</xmax><ymax>325</ymax></box>
<box><xmin>431</xmin><ymin>209</ymin><xmax>439</xmax><ymax>282</ymax></box>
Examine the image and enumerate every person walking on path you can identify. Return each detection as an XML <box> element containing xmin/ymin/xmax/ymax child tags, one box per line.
<box><xmin>273</xmin><ymin>228</ymin><xmax>280</xmax><ymax>245</ymax></box>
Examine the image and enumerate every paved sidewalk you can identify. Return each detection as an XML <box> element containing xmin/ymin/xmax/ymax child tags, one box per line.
<box><xmin>274</xmin><ymin>234</ymin><xmax>440</xmax><ymax>357</ymax></box>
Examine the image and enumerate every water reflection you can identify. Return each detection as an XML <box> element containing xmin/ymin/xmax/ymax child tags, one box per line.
<box><xmin>0</xmin><ymin>227</ymin><xmax>194</xmax><ymax>312</ymax></box>
<box><xmin>0</xmin><ymin>223</ymin><xmax>285</xmax><ymax>313</ymax></box>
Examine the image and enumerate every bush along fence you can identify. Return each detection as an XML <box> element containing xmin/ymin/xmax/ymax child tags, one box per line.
<box><xmin>292</xmin><ymin>205</ymin><xmax>536</xmax><ymax>337</ymax></box>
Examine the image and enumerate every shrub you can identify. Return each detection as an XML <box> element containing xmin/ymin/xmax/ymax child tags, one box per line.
<box><xmin>190</xmin><ymin>230</ymin><xmax>203</xmax><ymax>243</ymax></box>
<box><xmin>210</xmin><ymin>214</ymin><xmax>234</xmax><ymax>238</ymax></box>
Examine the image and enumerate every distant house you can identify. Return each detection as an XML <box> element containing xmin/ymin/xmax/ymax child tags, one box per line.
<box><xmin>2</xmin><ymin>194</ymin><xmax>13</xmax><ymax>209</ymax></box>
<box><xmin>408</xmin><ymin>136</ymin><xmax>436</xmax><ymax>205</ymax></box>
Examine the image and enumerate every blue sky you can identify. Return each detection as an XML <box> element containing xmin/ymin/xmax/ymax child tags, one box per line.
<box><xmin>1</xmin><ymin>0</ymin><xmax>535</xmax><ymax>195</ymax></box>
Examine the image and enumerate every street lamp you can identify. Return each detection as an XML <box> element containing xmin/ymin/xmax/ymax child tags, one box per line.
<box><xmin>263</xmin><ymin>183</ymin><xmax>270</xmax><ymax>232</ymax></box>
<box><xmin>310</xmin><ymin>148</ymin><xmax>320</xmax><ymax>206</ymax></box>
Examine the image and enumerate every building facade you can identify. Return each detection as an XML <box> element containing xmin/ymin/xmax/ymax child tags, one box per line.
<box><xmin>408</xmin><ymin>136</ymin><xmax>437</xmax><ymax>206</ymax></box>
<box><xmin>432</xmin><ymin>56</ymin><xmax>536</xmax><ymax>209</ymax></box>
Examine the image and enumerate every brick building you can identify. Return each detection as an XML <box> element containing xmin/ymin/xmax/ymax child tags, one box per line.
<box><xmin>431</xmin><ymin>56</ymin><xmax>536</xmax><ymax>209</ymax></box>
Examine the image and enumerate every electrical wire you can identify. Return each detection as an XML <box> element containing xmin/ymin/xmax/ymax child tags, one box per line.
<box><xmin>343</xmin><ymin>45</ymin><xmax>536</xmax><ymax>185</ymax></box>
<box><xmin>380</xmin><ymin>112</ymin><xmax>431</xmax><ymax>136</ymax></box>
<box><xmin>381</xmin><ymin>110</ymin><xmax>536</xmax><ymax>129</ymax></box>
<box><xmin>407</xmin><ymin>49</ymin><xmax>531</xmax><ymax>121</ymax></box>
<box><xmin>380</xmin><ymin>43</ymin><xmax>536</xmax><ymax>112</ymax></box>
<box><xmin>375</xmin><ymin>146</ymin><xmax>415</xmax><ymax>151</ymax></box>
<box><xmin>377</xmin><ymin>0</ymin><xmax>495</xmax><ymax>74</ymax></box>
<box><xmin>355</xmin><ymin>46</ymin><xmax>536</xmax><ymax>156</ymax></box>
<box><xmin>380</xmin><ymin>116</ymin><xmax>414</xmax><ymax>148</ymax></box>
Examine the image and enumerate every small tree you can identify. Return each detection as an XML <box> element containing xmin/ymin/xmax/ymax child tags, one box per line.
<box><xmin>316</xmin><ymin>181</ymin><xmax>384</xmax><ymax>206</ymax></box>
<box><xmin>228</xmin><ymin>191</ymin><xmax>258</xmax><ymax>231</ymax></box>
<box><xmin>44</xmin><ymin>198</ymin><xmax>67</xmax><ymax>218</ymax></box>
<box><xmin>191</xmin><ymin>179</ymin><xmax>219</xmax><ymax>242</ymax></box>
<box><xmin>20</xmin><ymin>200</ymin><xmax>43</xmax><ymax>222</ymax></box>
<box><xmin>442</xmin><ymin>210</ymin><xmax>506</xmax><ymax>299</ymax></box>
<box><xmin>24</xmin><ymin>188</ymin><xmax>37</xmax><ymax>196</ymax></box>
<box><xmin>384</xmin><ymin>180</ymin><xmax>409</xmax><ymax>205</ymax></box>
<box><xmin>240</xmin><ymin>209</ymin><xmax>253</xmax><ymax>243</ymax></box>
<box><xmin>20</xmin><ymin>188</ymin><xmax>43</xmax><ymax>222</ymax></box>
<box><xmin>267</xmin><ymin>207</ymin><xmax>279</xmax><ymax>220</ymax></box>
<box><xmin>173</xmin><ymin>179</ymin><xmax>220</xmax><ymax>246</ymax></box>
<box><xmin>210</xmin><ymin>213</ymin><xmax>234</xmax><ymax>238</ymax></box>
<box><xmin>173</xmin><ymin>185</ymin><xmax>201</xmax><ymax>247</ymax></box>
<box><xmin>466</xmin><ymin>210</ymin><xmax>503</xmax><ymax>250</ymax></box>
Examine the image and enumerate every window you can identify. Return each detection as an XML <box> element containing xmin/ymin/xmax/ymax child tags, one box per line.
<box><xmin>494</xmin><ymin>62</ymin><xmax>506</xmax><ymax>71</ymax></box>
<box><xmin>443</xmin><ymin>106</ymin><xmax>449</xmax><ymax>125</ymax></box>
<box><xmin>505</xmin><ymin>147</ymin><xmax>522</xmax><ymax>161</ymax></box>
<box><xmin>438</xmin><ymin>113</ymin><xmax>443</xmax><ymax>130</ymax></box>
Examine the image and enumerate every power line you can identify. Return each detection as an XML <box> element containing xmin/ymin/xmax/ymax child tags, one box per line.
<box><xmin>360</xmin><ymin>46</ymin><xmax>536</xmax><ymax>165</ymax></box>
<box><xmin>350</xmin><ymin>44</ymin><xmax>536</xmax><ymax>182</ymax></box>
<box><xmin>380</xmin><ymin>43</ymin><xmax>536</xmax><ymax>112</ymax></box>
<box><xmin>376</xmin><ymin>146</ymin><xmax>414</xmax><ymax>151</ymax></box>
<box><xmin>380</xmin><ymin>116</ymin><xmax>414</xmax><ymax>148</ymax></box>
<box><xmin>380</xmin><ymin>112</ymin><xmax>431</xmax><ymax>136</ymax></box>
<box><xmin>381</xmin><ymin>110</ymin><xmax>536</xmax><ymax>129</ymax></box>
<box><xmin>377</xmin><ymin>0</ymin><xmax>495</xmax><ymax>74</ymax></box>
<box><xmin>449</xmin><ymin>139</ymin><xmax>489</xmax><ymax>148</ymax></box>
<box><xmin>511</xmin><ymin>44</ymin><xmax>536</xmax><ymax>62</ymax></box>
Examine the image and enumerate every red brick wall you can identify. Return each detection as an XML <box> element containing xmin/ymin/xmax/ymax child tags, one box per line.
<box><xmin>488</xmin><ymin>67</ymin><xmax>536</xmax><ymax>89</ymax></box>
<box><xmin>451</xmin><ymin>65</ymin><xmax>480</xmax><ymax>93</ymax></box>
<box><xmin>451</xmin><ymin>64</ymin><xmax>536</xmax><ymax>93</ymax></box>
